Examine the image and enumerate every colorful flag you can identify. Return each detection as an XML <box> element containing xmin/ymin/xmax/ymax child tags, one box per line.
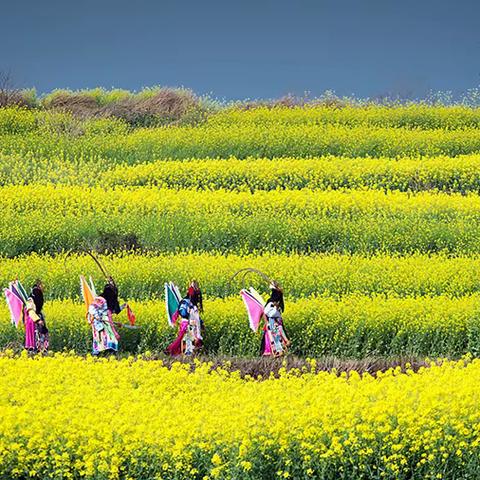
<box><xmin>80</xmin><ymin>275</ymin><xmax>95</xmax><ymax>313</ymax></box>
<box><xmin>89</xmin><ymin>276</ymin><xmax>97</xmax><ymax>297</ymax></box>
<box><xmin>4</xmin><ymin>288</ymin><xmax>24</xmax><ymax>328</ymax></box>
<box><xmin>126</xmin><ymin>305</ymin><xmax>136</xmax><ymax>326</ymax></box>
<box><xmin>165</xmin><ymin>282</ymin><xmax>181</xmax><ymax>327</ymax></box>
<box><xmin>12</xmin><ymin>280</ymin><xmax>28</xmax><ymax>304</ymax></box>
<box><xmin>240</xmin><ymin>288</ymin><xmax>265</xmax><ymax>332</ymax></box>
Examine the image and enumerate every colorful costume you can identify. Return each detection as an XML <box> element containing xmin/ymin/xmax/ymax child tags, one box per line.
<box><xmin>261</xmin><ymin>301</ymin><xmax>289</xmax><ymax>357</ymax></box>
<box><xmin>30</xmin><ymin>284</ymin><xmax>49</xmax><ymax>352</ymax></box>
<box><xmin>88</xmin><ymin>297</ymin><xmax>120</xmax><ymax>354</ymax></box>
<box><xmin>23</xmin><ymin>299</ymin><xmax>37</xmax><ymax>351</ymax></box>
<box><xmin>4</xmin><ymin>280</ymin><xmax>49</xmax><ymax>353</ymax></box>
<box><xmin>165</xmin><ymin>282</ymin><xmax>204</xmax><ymax>356</ymax></box>
<box><xmin>241</xmin><ymin>284</ymin><xmax>290</xmax><ymax>357</ymax></box>
<box><xmin>88</xmin><ymin>282</ymin><xmax>123</xmax><ymax>355</ymax></box>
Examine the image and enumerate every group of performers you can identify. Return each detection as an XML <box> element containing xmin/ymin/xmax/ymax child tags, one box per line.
<box><xmin>4</xmin><ymin>265</ymin><xmax>290</xmax><ymax>357</ymax></box>
<box><xmin>164</xmin><ymin>278</ymin><xmax>290</xmax><ymax>357</ymax></box>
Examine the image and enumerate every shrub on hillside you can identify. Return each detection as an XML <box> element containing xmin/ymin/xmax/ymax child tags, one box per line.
<box><xmin>41</xmin><ymin>86</ymin><xmax>212</xmax><ymax>127</ymax></box>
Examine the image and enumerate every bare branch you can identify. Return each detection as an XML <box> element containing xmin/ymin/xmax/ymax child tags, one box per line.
<box><xmin>0</xmin><ymin>70</ymin><xmax>22</xmax><ymax>107</ymax></box>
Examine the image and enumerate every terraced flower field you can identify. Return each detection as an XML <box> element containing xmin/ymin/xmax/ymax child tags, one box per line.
<box><xmin>2</xmin><ymin>104</ymin><xmax>480</xmax><ymax>354</ymax></box>
<box><xmin>2</xmin><ymin>102</ymin><xmax>480</xmax><ymax>478</ymax></box>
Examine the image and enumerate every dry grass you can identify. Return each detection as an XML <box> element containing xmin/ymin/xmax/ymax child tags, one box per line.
<box><xmin>41</xmin><ymin>88</ymin><xmax>206</xmax><ymax>127</ymax></box>
<box><xmin>98</xmin><ymin>89</ymin><xmax>199</xmax><ymax>126</ymax></box>
<box><xmin>0</xmin><ymin>91</ymin><xmax>34</xmax><ymax>108</ymax></box>
<box><xmin>43</xmin><ymin>93</ymin><xmax>99</xmax><ymax>118</ymax></box>
<box><xmin>145</xmin><ymin>354</ymin><xmax>436</xmax><ymax>378</ymax></box>
<box><xmin>238</xmin><ymin>92</ymin><xmax>349</xmax><ymax>110</ymax></box>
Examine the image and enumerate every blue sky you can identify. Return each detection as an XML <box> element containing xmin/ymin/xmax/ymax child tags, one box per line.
<box><xmin>1</xmin><ymin>0</ymin><xmax>479</xmax><ymax>100</ymax></box>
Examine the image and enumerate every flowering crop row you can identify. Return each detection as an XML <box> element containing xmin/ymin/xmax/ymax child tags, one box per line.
<box><xmin>3</xmin><ymin>251</ymin><xmax>480</xmax><ymax>300</ymax></box>
<box><xmin>2</xmin><ymin>186</ymin><xmax>480</xmax><ymax>256</ymax></box>
<box><xmin>4</xmin><ymin>154</ymin><xmax>480</xmax><ymax>195</ymax></box>
<box><xmin>1</xmin><ymin>295</ymin><xmax>480</xmax><ymax>357</ymax></box>
<box><xmin>0</xmin><ymin>354</ymin><xmax>479</xmax><ymax>479</ymax></box>
<box><xmin>209</xmin><ymin>104</ymin><xmax>480</xmax><ymax>130</ymax></box>
<box><xmin>102</xmin><ymin>154</ymin><xmax>480</xmax><ymax>193</ymax></box>
<box><xmin>2</xmin><ymin>119</ymin><xmax>480</xmax><ymax>163</ymax></box>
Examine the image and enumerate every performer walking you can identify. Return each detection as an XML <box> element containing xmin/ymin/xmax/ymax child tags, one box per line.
<box><xmin>88</xmin><ymin>279</ymin><xmax>125</xmax><ymax>355</ymax></box>
<box><xmin>4</xmin><ymin>278</ymin><xmax>49</xmax><ymax>353</ymax></box>
<box><xmin>260</xmin><ymin>282</ymin><xmax>290</xmax><ymax>357</ymax></box>
<box><xmin>236</xmin><ymin>269</ymin><xmax>291</xmax><ymax>357</ymax></box>
<box><xmin>77</xmin><ymin>252</ymin><xmax>136</xmax><ymax>355</ymax></box>
<box><xmin>29</xmin><ymin>280</ymin><xmax>49</xmax><ymax>352</ymax></box>
<box><xmin>165</xmin><ymin>280</ymin><xmax>204</xmax><ymax>356</ymax></box>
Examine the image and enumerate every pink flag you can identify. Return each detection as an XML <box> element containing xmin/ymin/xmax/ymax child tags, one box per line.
<box><xmin>4</xmin><ymin>288</ymin><xmax>24</xmax><ymax>328</ymax></box>
<box><xmin>240</xmin><ymin>288</ymin><xmax>265</xmax><ymax>332</ymax></box>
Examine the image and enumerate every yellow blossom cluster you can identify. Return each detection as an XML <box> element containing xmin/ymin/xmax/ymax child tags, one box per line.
<box><xmin>0</xmin><ymin>354</ymin><xmax>479</xmax><ymax>479</ymax></box>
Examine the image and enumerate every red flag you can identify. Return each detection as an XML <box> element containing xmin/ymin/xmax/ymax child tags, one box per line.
<box><xmin>126</xmin><ymin>305</ymin><xmax>136</xmax><ymax>326</ymax></box>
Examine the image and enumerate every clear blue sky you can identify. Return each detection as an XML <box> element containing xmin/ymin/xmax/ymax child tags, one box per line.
<box><xmin>1</xmin><ymin>0</ymin><xmax>479</xmax><ymax>100</ymax></box>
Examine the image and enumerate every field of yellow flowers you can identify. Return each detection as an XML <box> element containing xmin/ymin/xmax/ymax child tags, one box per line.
<box><xmin>1</xmin><ymin>105</ymin><xmax>480</xmax><ymax>354</ymax></box>
<box><xmin>3</xmin><ymin>185</ymin><xmax>480</xmax><ymax>255</ymax></box>
<box><xmin>1</xmin><ymin>102</ymin><xmax>480</xmax><ymax>478</ymax></box>
<box><xmin>1</xmin><ymin>353</ymin><xmax>480</xmax><ymax>479</ymax></box>
<box><xmin>1</xmin><ymin>295</ymin><xmax>480</xmax><ymax>356</ymax></box>
<box><xmin>1</xmin><ymin>251</ymin><xmax>480</xmax><ymax>356</ymax></box>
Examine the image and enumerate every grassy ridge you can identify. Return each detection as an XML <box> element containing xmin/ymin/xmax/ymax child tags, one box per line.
<box><xmin>2</xmin><ymin>295</ymin><xmax>479</xmax><ymax>356</ymax></box>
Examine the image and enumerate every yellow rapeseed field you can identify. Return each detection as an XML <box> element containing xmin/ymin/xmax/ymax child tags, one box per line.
<box><xmin>0</xmin><ymin>354</ymin><xmax>479</xmax><ymax>479</ymax></box>
<box><xmin>1</xmin><ymin>295</ymin><xmax>479</xmax><ymax>356</ymax></box>
<box><xmin>2</xmin><ymin>185</ymin><xmax>480</xmax><ymax>256</ymax></box>
<box><xmin>2</xmin><ymin>102</ymin><xmax>480</xmax><ymax>478</ymax></box>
